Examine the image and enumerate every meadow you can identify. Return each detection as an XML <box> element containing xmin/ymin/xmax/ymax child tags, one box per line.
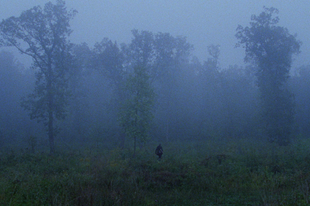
<box><xmin>1</xmin><ymin>137</ymin><xmax>310</xmax><ymax>205</ymax></box>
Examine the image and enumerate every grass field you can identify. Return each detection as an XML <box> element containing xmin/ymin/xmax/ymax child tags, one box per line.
<box><xmin>1</xmin><ymin>137</ymin><xmax>310</xmax><ymax>205</ymax></box>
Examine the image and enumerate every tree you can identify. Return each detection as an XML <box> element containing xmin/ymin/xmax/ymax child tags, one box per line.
<box><xmin>0</xmin><ymin>51</ymin><xmax>35</xmax><ymax>146</ymax></box>
<box><xmin>119</xmin><ymin>66</ymin><xmax>155</xmax><ymax>157</ymax></box>
<box><xmin>152</xmin><ymin>32</ymin><xmax>192</xmax><ymax>141</ymax></box>
<box><xmin>290</xmin><ymin>65</ymin><xmax>310</xmax><ymax>137</ymax></box>
<box><xmin>129</xmin><ymin>30</ymin><xmax>155</xmax><ymax>67</ymax></box>
<box><xmin>236</xmin><ymin>7</ymin><xmax>301</xmax><ymax>145</ymax></box>
<box><xmin>93</xmin><ymin>38</ymin><xmax>127</xmax><ymax>146</ymax></box>
<box><xmin>0</xmin><ymin>0</ymin><xmax>77</xmax><ymax>153</ymax></box>
<box><xmin>64</xmin><ymin>43</ymin><xmax>92</xmax><ymax>143</ymax></box>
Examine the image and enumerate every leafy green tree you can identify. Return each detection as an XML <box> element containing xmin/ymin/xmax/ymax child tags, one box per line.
<box><xmin>0</xmin><ymin>0</ymin><xmax>77</xmax><ymax>153</ymax></box>
<box><xmin>236</xmin><ymin>7</ymin><xmax>301</xmax><ymax>145</ymax></box>
<box><xmin>119</xmin><ymin>66</ymin><xmax>154</xmax><ymax>156</ymax></box>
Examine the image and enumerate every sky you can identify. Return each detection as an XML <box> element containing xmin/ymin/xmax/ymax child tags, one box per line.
<box><xmin>0</xmin><ymin>0</ymin><xmax>309</xmax><ymax>68</ymax></box>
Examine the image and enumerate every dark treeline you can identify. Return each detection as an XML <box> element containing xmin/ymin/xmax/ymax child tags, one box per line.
<box><xmin>0</xmin><ymin>1</ymin><xmax>309</xmax><ymax>153</ymax></box>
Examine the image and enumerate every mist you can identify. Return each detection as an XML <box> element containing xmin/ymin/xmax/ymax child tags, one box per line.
<box><xmin>0</xmin><ymin>1</ymin><xmax>310</xmax><ymax>204</ymax></box>
<box><xmin>1</xmin><ymin>0</ymin><xmax>309</xmax><ymax>68</ymax></box>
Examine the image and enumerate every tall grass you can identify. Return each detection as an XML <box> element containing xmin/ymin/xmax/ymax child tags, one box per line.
<box><xmin>1</xmin><ymin>137</ymin><xmax>310</xmax><ymax>205</ymax></box>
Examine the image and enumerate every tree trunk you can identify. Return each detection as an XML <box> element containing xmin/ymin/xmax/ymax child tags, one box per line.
<box><xmin>166</xmin><ymin>117</ymin><xmax>169</xmax><ymax>142</ymax></box>
<box><xmin>47</xmin><ymin>61</ymin><xmax>55</xmax><ymax>154</ymax></box>
<box><xmin>133</xmin><ymin>108</ymin><xmax>138</xmax><ymax>157</ymax></box>
<box><xmin>48</xmin><ymin>111</ymin><xmax>55</xmax><ymax>154</ymax></box>
<box><xmin>133</xmin><ymin>136</ymin><xmax>136</xmax><ymax>157</ymax></box>
<box><xmin>118</xmin><ymin>89</ymin><xmax>126</xmax><ymax>149</ymax></box>
<box><xmin>119</xmin><ymin>131</ymin><xmax>126</xmax><ymax>149</ymax></box>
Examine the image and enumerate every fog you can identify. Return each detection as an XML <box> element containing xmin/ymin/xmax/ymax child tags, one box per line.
<box><xmin>1</xmin><ymin>1</ymin><xmax>310</xmax><ymax>204</ymax></box>
<box><xmin>1</xmin><ymin>0</ymin><xmax>309</xmax><ymax>68</ymax></box>
<box><xmin>0</xmin><ymin>1</ymin><xmax>310</xmax><ymax>150</ymax></box>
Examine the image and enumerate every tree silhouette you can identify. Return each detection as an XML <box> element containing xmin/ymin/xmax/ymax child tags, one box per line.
<box><xmin>236</xmin><ymin>7</ymin><xmax>301</xmax><ymax>145</ymax></box>
<box><xmin>0</xmin><ymin>0</ymin><xmax>77</xmax><ymax>153</ymax></box>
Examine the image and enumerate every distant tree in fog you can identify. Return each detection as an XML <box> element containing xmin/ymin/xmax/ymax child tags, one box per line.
<box><xmin>93</xmin><ymin>31</ymin><xmax>193</xmax><ymax>144</ymax></box>
<box><xmin>236</xmin><ymin>7</ymin><xmax>301</xmax><ymax>145</ymax></box>
<box><xmin>152</xmin><ymin>32</ymin><xmax>193</xmax><ymax>141</ymax></box>
<box><xmin>290</xmin><ymin>65</ymin><xmax>310</xmax><ymax>137</ymax></box>
<box><xmin>0</xmin><ymin>51</ymin><xmax>31</xmax><ymax>146</ymax></box>
<box><xmin>64</xmin><ymin>43</ymin><xmax>93</xmax><ymax>142</ymax></box>
<box><xmin>128</xmin><ymin>30</ymin><xmax>155</xmax><ymax>70</ymax></box>
<box><xmin>0</xmin><ymin>0</ymin><xmax>77</xmax><ymax>153</ymax></box>
<box><xmin>92</xmin><ymin>38</ymin><xmax>127</xmax><ymax>146</ymax></box>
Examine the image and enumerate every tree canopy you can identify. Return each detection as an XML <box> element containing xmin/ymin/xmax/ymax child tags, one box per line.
<box><xmin>236</xmin><ymin>7</ymin><xmax>301</xmax><ymax>145</ymax></box>
<box><xmin>0</xmin><ymin>0</ymin><xmax>77</xmax><ymax>153</ymax></box>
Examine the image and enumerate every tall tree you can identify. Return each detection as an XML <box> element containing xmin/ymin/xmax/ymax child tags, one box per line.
<box><xmin>64</xmin><ymin>43</ymin><xmax>92</xmax><ymax>142</ymax></box>
<box><xmin>153</xmin><ymin>32</ymin><xmax>192</xmax><ymax>141</ymax></box>
<box><xmin>0</xmin><ymin>0</ymin><xmax>77</xmax><ymax>153</ymax></box>
<box><xmin>119</xmin><ymin>66</ymin><xmax>155</xmax><ymax>157</ymax></box>
<box><xmin>93</xmin><ymin>38</ymin><xmax>126</xmax><ymax>98</ymax></box>
<box><xmin>93</xmin><ymin>38</ymin><xmax>127</xmax><ymax>146</ymax></box>
<box><xmin>129</xmin><ymin>30</ymin><xmax>155</xmax><ymax>70</ymax></box>
<box><xmin>236</xmin><ymin>7</ymin><xmax>301</xmax><ymax>145</ymax></box>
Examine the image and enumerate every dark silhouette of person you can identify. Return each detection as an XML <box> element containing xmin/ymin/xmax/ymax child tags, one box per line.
<box><xmin>155</xmin><ymin>144</ymin><xmax>163</xmax><ymax>160</ymax></box>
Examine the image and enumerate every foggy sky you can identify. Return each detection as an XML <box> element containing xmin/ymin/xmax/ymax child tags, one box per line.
<box><xmin>0</xmin><ymin>0</ymin><xmax>309</xmax><ymax>68</ymax></box>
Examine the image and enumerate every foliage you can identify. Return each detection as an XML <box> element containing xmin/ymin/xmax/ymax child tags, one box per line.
<box><xmin>2</xmin><ymin>138</ymin><xmax>310</xmax><ymax>205</ymax></box>
<box><xmin>236</xmin><ymin>7</ymin><xmax>301</xmax><ymax>146</ymax></box>
<box><xmin>119</xmin><ymin>66</ymin><xmax>155</xmax><ymax>156</ymax></box>
<box><xmin>0</xmin><ymin>0</ymin><xmax>77</xmax><ymax>153</ymax></box>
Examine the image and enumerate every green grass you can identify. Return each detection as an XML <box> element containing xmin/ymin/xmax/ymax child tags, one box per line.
<box><xmin>1</xmin><ymin>138</ymin><xmax>310</xmax><ymax>205</ymax></box>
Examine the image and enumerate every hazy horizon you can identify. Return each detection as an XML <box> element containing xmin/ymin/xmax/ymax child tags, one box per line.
<box><xmin>0</xmin><ymin>0</ymin><xmax>309</xmax><ymax>68</ymax></box>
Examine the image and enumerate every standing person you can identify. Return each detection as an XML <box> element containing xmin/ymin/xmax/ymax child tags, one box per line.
<box><xmin>155</xmin><ymin>144</ymin><xmax>163</xmax><ymax>160</ymax></box>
